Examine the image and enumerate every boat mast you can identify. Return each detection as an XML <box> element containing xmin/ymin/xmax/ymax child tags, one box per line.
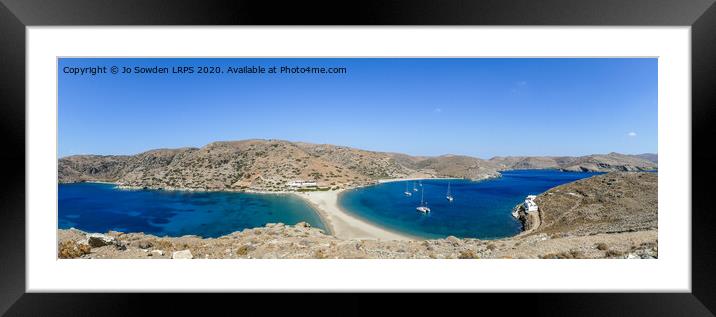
<box><xmin>421</xmin><ymin>187</ymin><xmax>425</xmax><ymax>206</ymax></box>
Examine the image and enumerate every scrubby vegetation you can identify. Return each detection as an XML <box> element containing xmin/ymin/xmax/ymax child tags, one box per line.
<box><xmin>58</xmin><ymin>240</ymin><xmax>91</xmax><ymax>259</ymax></box>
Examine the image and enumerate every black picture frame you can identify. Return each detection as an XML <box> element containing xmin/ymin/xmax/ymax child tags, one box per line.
<box><xmin>1</xmin><ymin>0</ymin><xmax>715</xmax><ymax>316</ymax></box>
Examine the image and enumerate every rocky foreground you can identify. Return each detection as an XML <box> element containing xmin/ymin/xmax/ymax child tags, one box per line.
<box><xmin>58</xmin><ymin>222</ymin><xmax>656</xmax><ymax>260</ymax></box>
<box><xmin>58</xmin><ymin>172</ymin><xmax>657</xmax><ymax>260</ymax></box>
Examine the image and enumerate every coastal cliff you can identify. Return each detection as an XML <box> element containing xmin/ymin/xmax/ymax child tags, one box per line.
<box><xmin>512</xmin><ymin>204</ymin><xmax>540</xmax><ymax>233</ymax></box>
<box><xmin>58</xmin><ymin>139</ymin><xmax>656</xmax><ymax>191</ymax></box>
<box><xmin>58</xmin><ymin>172</ymin><xmax>658</xmax><ymax>259</ymax></box>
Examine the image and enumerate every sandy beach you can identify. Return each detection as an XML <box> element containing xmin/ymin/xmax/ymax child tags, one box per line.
<box><xmin>297</xmin><ymin>190</ymin><xmax>414</xmax><ymax>241</ymax></box>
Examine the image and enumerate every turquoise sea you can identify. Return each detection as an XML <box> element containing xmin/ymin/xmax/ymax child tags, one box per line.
<box><xmin>58</xmin><ymin>169</ymin><xmax>601</xmax><ymax>239</ymax></box>
<box><xmin>338</xmin><ymin>169</ymin><xmax>602</xmax><ymax>239</ymax></box>
<box><xmin>58</xmin><ymin>183</ymin><xmax>327</xmax><ymax>238</ymax></box>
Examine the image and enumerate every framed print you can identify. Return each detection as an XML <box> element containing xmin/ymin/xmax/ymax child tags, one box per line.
<box><xmin>1</xmin><ymin>0</ymin><xmax>716</xmax><ymax>316</ymax></box>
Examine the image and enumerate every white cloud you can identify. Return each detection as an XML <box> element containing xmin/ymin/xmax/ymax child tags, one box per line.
<box><xmin>434</xmin><ymin>108</ymin><xmax>442</xmax><ymax>113</ymax></box>
<box><xmin>628</xmin><ymin>132</ymin><xmax>637</xmax><ymax>137</ymax></box>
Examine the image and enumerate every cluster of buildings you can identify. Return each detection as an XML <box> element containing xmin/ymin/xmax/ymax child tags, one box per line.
<box><xmin>286</xmin><ymin>180</ymin><xmax>318</xmax><ymax>189</ymax></box>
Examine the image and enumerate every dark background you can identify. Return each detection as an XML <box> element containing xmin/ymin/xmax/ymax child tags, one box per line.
<box><xmin>1</xmin><ymin>0</ymin><xmax>715</xmax><ymax>316</ymax></box>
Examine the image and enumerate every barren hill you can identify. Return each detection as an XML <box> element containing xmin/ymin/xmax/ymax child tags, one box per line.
<box><xmin>489</xmin><ymin>152</ymin><xmax>657</xmax><ymax>172</ymax></box>
<box><xmin>59</xmin><ymin>139</ymin><xmax>657</xmax><ymax>191</ymax></box>
<box><xmin>526</xmin><ymin>172</ymin><xmax>658</xmax><ymax>236</ymax></box>
<box><xmin>58</xmin><ymin>139</ymin><xmax>501</xmax><ymax>191</ymax></box>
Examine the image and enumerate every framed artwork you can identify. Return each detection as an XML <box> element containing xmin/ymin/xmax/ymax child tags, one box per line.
<box><xmin>1</xmin><ymin>0</ymin><xmax>715</xmax><ymax>315</ymax></box>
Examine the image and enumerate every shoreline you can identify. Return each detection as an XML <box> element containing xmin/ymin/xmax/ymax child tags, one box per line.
<box><xmin>69</xmin><ymin>180</ymin><xmax>418</xmax><ymax>240</ymax></box>
<box><xmin>59</xmin><ymin>171</ymin><xmax>590</xmax><ymax>241</ymax></box>
<box><xmin>295</xmin><ymin>190</ymin><xmax>416</xmax><ymax>241</ymax></box>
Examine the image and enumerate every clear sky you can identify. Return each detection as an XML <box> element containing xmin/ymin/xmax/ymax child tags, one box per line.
<box><xmin>58</xmin><ymin>58</ymin><xmax>657</xmax><ymax>158</ymax></box>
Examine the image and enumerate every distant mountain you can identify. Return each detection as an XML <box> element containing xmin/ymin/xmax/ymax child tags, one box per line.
<box><xmin>631</xmin><ymin>153</ymin><xmax>658</xmax><ymax>164</ymax></box>
<box><xmin>58</xmin><ymin>140</ymin><xmax>657</xmax><ymax>191</ymax></box>
<box><xmin>489</xmin><ymin>152</ymin><xmax>657</xmax><ymax>172</ymax></box>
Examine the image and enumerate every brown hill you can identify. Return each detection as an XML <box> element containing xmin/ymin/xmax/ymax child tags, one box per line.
<box><xmin>409</xmin><ymin>155</ymin><xmax>501</xmax><ymax>180</ymax></box>
<box><xmin>489</xmin><ymin>152</ymin><xmax>657</xmax><ymax>172</ymax></box>
<box><xmin>528</xmin><ymin>172</ymin><xmax>658</xmax><ymax>236</ymax></box>
<box><xmin>59</xmin><ymin>140</ymin><xmax>657</xmax><ymax>191</ymax></box>
<box><xmin>58</xmin><ymin>139</ymin><xmax>501</xmax><ymax>191</ymax></box>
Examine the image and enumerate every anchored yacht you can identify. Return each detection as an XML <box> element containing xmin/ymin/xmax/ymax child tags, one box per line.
<box><xmin>416</xmin><ymin>186</ymin><xmax>431</xmax><ymax>213</ymax></box>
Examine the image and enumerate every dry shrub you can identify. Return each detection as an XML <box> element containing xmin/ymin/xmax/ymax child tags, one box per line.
<box><xmin>236</xmin><ymin>245</ymin><xmax>252</xmax><ymax>256</ymax></box>
<box><xmin>58</xmin><ymin>241</ymin><xmax>91</xmax><ymax>259</ymax></box>
<box><xmin>458</xmin><ymin>250</ymin><xmax>478</xmax><ymax>259</ymax></box>
<box><xmin>596</xmin><ymin>243</ymin><xmax>609</xmax><ymax>251</ymax></box>
<box><xmin>153</xmin><ymin>239</ymin><xmax>174</xmax><ymax>250</ymax></box>
<box><xmin>486</xmin><ymin>244</ymin><xmax>497</xmax><ymax>251</ymax></box>
<box><xmin>313</xmin><ymin>249</ymin><xmax>328</xmax><ymax>259</ymax></box>
<box><xmin>605</xmin><ymin>249</ymin><xmax>625</xmax><ymax>258</ymax></box>
<box><xmin>632</xmin><ymin>241</ymin><xmax>657</xmax><ymax>251</ymax></box>
<box><xmin>569</xmin><ymin>250</ymin><xmax>585</xmax><ymax>258</ymax></box>
<box><xmin>540</xmin><ymin>250</ymin><xmax>585</xmax><ymax>259</ymax></box>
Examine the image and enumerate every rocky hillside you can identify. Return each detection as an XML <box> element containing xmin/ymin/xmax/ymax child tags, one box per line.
<box><xmin>524</xmin><ymin>172</ymin><xmax>658</xmax><ymax>236</ymax></box>
<box><xmin>58</xmin><ymin>139</ymin><xmax>500</xmax><ymax>191</ymax></box>
<box><xmin>489</xmin><ymin>152</ymin><xmax>657</xmax><ymax>172</ymax></box>
<box><xmin>58</xmin><ymin>139</ymin><xmax>657</xmax><ymax>191</ymax></box>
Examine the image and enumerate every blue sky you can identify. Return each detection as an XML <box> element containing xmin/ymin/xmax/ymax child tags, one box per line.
<box><xmin>58</xmin><ymin>58</ymin><xmax>657</xmax><ymax>158</ymax></box>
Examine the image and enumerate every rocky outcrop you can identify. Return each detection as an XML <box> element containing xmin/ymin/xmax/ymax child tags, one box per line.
<box><xmin>171</xmin><ymin>250</ymin><xmax>193</xmax><ymax>259</ymax></box>
<box><xmin>85</xmin><ymin>233</ymin><xmax>117</xmax><ymax>247</ymax></box>
<box><xmin>512</xmin><ymin>204</ymin><xmax>540</xmax><ymax>233</ymax></box>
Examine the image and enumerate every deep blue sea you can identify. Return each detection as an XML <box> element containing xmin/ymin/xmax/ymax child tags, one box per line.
<box><xmin>338</xmin><ymin>169</ymin><xmax>602</xmax><ymax>239</ymax></box>
<box><xmin>58</xmin><ymin>183</ymin><xmax>327</xmax><ymax>238</ymax></box>
<box><xmin>59</xmin><ymin>170</ymin><xmax>601</xmax><ymax>239</ymax></box>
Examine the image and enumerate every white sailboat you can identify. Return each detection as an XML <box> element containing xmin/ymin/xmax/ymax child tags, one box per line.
<box><xmin>416</xmin><ymin>186</ymin><xmax>431</xmax><ymax>213</ymax></box>
<box><xmin>446</xmin><ymin>182</ymin><xmax>454</xmax><ymax>202</ymax></box>
<box><xmin>413</xmin><ymin>182</ymin><xmax>418</xmax><ymax>192</ymax></box>
<box><xmin>404</xmin><ymin>182</ymin><xmax>412</xmax><ymax>196</ymax></box>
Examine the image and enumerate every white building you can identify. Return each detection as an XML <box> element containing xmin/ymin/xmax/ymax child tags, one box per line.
<box><xmin>286</xmin><ymin>180</ymin><xmax>318</xmax><ymax>188</ymax></box>
<box><xmin>524</xmin><ymin>195</ymin><xmax>539</xmax><ymax>213</ymax></box>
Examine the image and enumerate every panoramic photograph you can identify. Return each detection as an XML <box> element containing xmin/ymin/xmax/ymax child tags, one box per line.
<box><xmin>57</xmin><ymin>58</ymin><xmax>658</xmax><ymax>259</ymax></box>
